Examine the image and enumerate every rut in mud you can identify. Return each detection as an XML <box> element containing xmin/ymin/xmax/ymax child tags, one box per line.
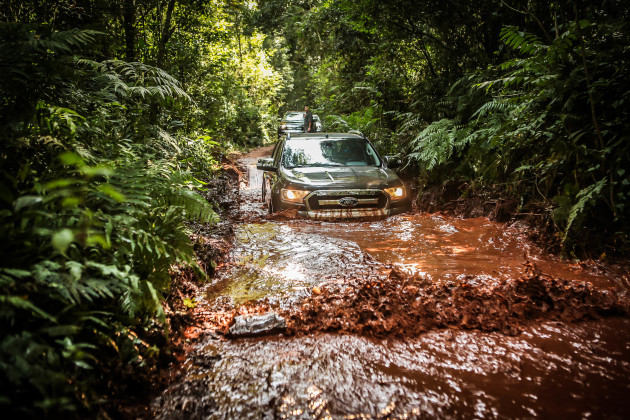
<box><xmin>151</xmin><ymin>148</ymin><xmax>630</xmax><ymax>419</ymax></box>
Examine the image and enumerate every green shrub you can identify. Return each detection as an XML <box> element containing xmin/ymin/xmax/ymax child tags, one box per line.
<box><xmin>0</xmin><ymin>25</ymin><xmax>219</xmax><ymax>416</ymax></box>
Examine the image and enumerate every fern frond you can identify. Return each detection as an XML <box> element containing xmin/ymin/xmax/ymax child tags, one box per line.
<box><xmin>25</xmin><ymin>29</ymin><xmax>102</xmax><ymax>55</ymax></box>
<box><xmin>500</xmin><ymin>26</ymin><xmax>546</xmax><ymax>55</ymax></box>
<box><xmin>77</xmin><ymin>59</ymin><xmax>192</xmax><ymax>104</ymax></box>
<box><xmin>407</xmin><ymin>119</ymin><xmax>473</xmax><ymax>170</ymax></box>
<box><xmin>563</xmin><ymin>178</ymin><xmax>607</xmax><ymax>242</ymax></box>
<box><xmin>472</xmin><ymin>99</ymin><xmax>516</xmax><ymax>119</ymax></box>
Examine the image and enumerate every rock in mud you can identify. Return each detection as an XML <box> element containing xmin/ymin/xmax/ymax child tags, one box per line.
<box><xmin>227</xmin><ymin>312</ymin><xmax>286</xmax><ymax>337</ymax></box>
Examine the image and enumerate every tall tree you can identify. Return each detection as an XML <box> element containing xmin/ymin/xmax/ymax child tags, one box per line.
<box><xmin>156</xmin><ymin>0</ymin><xmax>177</xmax><ymax>67</ymax></box>
<box><xmin>123</xmin><ymin>0</ymin><xmax>136</xmax><ymax>61</ymax></box>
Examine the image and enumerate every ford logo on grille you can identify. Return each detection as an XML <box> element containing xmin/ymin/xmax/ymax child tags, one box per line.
<box><xmin>338</xmin><ymin>197</ymin><xmax>358</xmax><ymax>207</ymax></box>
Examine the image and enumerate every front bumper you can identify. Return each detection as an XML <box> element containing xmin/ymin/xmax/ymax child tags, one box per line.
<box><xmin>298</xmin><ymin>208</ymin><xmax>392</xmax><ymax>220</ymax></box>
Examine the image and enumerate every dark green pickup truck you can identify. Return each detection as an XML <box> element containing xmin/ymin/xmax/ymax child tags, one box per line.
<box><xmin>257</xmin><ymin>132</ymin><xmax>411</xmax><ymax>219</ymax></box>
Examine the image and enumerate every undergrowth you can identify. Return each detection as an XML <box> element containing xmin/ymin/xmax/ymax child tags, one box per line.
<box><xmin>0</xmin><ymin>25</ymin><xmax>221</xmax><ymax>417</ymax></box>
<box><xmin>398</xmin><ymin>21</ymin><xmax>630</xmax><ymax>257</ymax></box>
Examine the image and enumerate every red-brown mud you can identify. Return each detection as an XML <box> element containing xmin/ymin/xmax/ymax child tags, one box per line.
<box><xmin>265</xmin><ymin>207</ymin><xmax>299</xmax><ymax>220</ymax></box>
<box><xmin>142</xmin><ymin>146</ymin><xmax>630</xmax><ymax>419</ymax></box>
<box><xmin>284</xmin><ymin>261</ymin><xmax>629</xmax><ymax>337</ymax></box>
<box><xmin>161</xmin><ymin>146</ymin><xmax>281</xmax><ymax>344</ymax></box>
<box><xmin>415</xmin><ymin>181</ymin><xmax>563</xmax><ymax>253</ymax></box>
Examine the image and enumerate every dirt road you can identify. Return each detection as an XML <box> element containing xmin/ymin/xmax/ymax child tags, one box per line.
<box><xmin>151</xmin><ymin>149</ymin><xmax>630</xmax><ymax>419</ymax></box>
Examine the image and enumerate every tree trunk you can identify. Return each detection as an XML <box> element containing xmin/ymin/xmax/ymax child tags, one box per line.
<box><xmin>150</xmin><ymin>0</ymin><xmax>177</xmax><ymax>124</ymax></box>
<box><xmin>156</xmin><ymin>0</ymin><xmax>177</xmax><ymax>68</ymax></box>
<box><xmin>123</xmin><ymin>0</ymin><xmax>136</xmax><ymax>61</ymax></box>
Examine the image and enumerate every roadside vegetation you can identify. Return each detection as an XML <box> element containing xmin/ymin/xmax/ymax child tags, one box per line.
<box><xmin>0</xmin><ymin>1</ymin><xmax>281</xmax><ymax>417</ymax></box>
<box><xmin>1</xmin><ymin>0</ymin><xmax>629</xmax><ymax>417</ymax></box>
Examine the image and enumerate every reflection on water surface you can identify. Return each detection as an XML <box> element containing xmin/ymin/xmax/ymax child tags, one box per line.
<box><xmin>155</xmin><ymin>319</ymin><xmax>630</xmax><ymax>419</ymax></box>
<box><xmin>153</xmin><ymin>154</ymin><xmax>630</xmax><ymax>419</ymax></box>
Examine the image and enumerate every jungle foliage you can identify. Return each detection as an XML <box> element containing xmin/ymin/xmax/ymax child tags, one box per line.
<box><xmin>0</xmin><ymin>0</ymin><xmax>282</xmax><ymax>417</ymax></box>
<box><xmin>253</xmin><ymin>0</ymin><xmax>630</xmax><ymax>256</ymax></box>
<box><xmin>2</xmin><ymin>0</ymin><xmax>630</xmax><ymax>417</ymax></box>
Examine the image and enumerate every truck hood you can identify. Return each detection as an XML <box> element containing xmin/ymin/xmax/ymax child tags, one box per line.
<box><xmin>281</xmin><ymin>166</ymin><xmax>400</xmax><ymax>189</ymax></box>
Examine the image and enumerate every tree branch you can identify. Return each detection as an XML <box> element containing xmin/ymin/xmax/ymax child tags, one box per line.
<box><xmin>500</xmin><ymin>0</ymin><xmax>553</xmax><ymax>43</ymax></box>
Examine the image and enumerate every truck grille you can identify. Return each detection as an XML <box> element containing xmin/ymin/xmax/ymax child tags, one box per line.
<box><xmin>306</xmin><ymin>190</ymin><xmax>388</xmax><ymax>211</ymax></box>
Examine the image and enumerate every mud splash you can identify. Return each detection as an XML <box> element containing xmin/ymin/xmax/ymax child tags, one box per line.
<box><xmin>205</xmin><ymin>222</ymin><xmax>387</xmax><ymax>308</ymax></box>
<box><xmin>279</xmin><ymin>214</ymin><xmax>622</xmax><ymax>289</ymax></box>
<box><xmin>285</xmin><ymin>261</ymin><xmax>629</xmax><ymax>337</ymax></box>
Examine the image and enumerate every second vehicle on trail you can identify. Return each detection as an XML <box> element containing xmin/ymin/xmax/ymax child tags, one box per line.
<box><xmin>277</xmin><ymin>111</ymin><xmax>322</xmax><ymax>137</ymax></box>
<box><xmin>257</xmin><ymin>132</ymin><xmax>411</xmax><ymax>219</ymax></box>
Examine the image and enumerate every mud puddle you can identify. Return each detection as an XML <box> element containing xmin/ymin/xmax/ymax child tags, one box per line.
<box><xmin>154</xmin><ymin>318</ymin><xmax>630</xmax><ymax>419</ymax></box>
<box><xmin>151</xmin><ymin>149</ymin><xmax>630</xmax><ymax>418</ymax></box>
<box><xmin>289</xmin><ymin>214</ymin><xmax>622</xmax><ymax>289</ymax></box>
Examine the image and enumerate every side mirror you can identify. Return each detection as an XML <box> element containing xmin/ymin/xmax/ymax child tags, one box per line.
<box><xmin>257</xmin><ymin>158</ymin><xmax>277</xmax><ymax>172</ymax></box>
<box><xmin>383</xmin><ymin>155</ymin><xmax>401</xmax><ymax>169</ymax></box>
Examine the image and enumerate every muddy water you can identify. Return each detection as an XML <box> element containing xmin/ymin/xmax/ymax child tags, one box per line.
<box><xmin>153</xmin><ymin>152</ymin><xmax>630</xmax><ymax>419</ymax></box>
<box><xmin>156</xmin><ymin>320</ymin><xmax>630</xmax><ymax>419</ymax></box>
<box><xmin>294</xmin><ymin>215</ymin><xmax>620</xmax><ymax>287</ymax></box>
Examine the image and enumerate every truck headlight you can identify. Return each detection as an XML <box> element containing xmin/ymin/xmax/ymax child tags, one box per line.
<box><xmin>384</xmin><ymin>186</ymin><xmax>405</xmax><ymax>201</ymax></box>
<box><xmin>281</xmin><ymin>189</ymin><xmax>309</xmax><ymax>203</ymax></box>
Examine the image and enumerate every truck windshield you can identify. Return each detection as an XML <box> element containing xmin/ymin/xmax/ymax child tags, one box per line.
<box><xmin>283</xmin><ymin>138</ymin><xmax>381</xmax><ymax>168</ymax></box>
<box><xmin>284</xmin><ymin>112</ymin><xmax>303</xmax><ymax>122</ymax></box>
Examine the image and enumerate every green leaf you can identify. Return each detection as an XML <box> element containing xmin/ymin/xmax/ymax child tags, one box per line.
<box><xmin>564</xmin><ymin>178</ymin><xmax>607</xmax><ymax>241</ymax></box>
<box><xmin>62</xmin><ymin>197</ymin><xmax>82</xmax><ymax>207</ymax></box>
<box><xmin>43</xmin><ymin>325</ymin><xmax>82</xmax><ymax>337</ymax></box>
<box><xmin>52</xmin><ymin>229</ymin><xmax>74</xmax><ymax>254</ymax></box>
<box><xmin>1</xmin><ymin>296</ymin><xmax>56</xmax><ymax>322</ymax></box>
<box><xmin>58</xmin><ymin>152</ymin><xmax>84</xmax><ymax>167</ymax></box>
<box><xmin>86</xmin><ymin>234</ymin><xmax>110</xmax><ymax>249</ymax></box>
<box><xmin>44</xmin><ymin>179</ymin><xmax>82</xmax><ymax>190</ymax></box>
<box><xmin>14</xmin><ymin>195</ymin><xmax>42</xmax><ymax>211</ymax></box>
<box><xmin>74</xmin><ymin>361</ymin><xmax>93</xmax><ymax>370</ymax></box>
<box><xmin>97</xmin><ymin>184</ymin><xmax>126</xmax><ymax>202</ymax></box>
<box><xmin>1</xmin><ymin>268</ymin><xmax>32</xmax><ymax>278</ymax></box>
<box><xmin>82</xmin><ymin>166</ymin><xmax>113</xmax><ymax>177</ymax></box>
<box><xmin>514</xmin><ymin>165</ymin><xmax>532</xmax><ymax>173</ymax></box>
